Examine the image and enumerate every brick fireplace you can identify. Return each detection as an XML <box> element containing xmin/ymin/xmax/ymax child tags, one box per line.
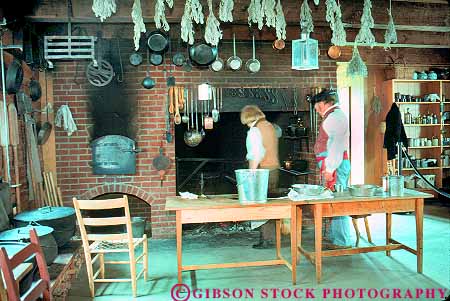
<box><xmin>50</xmin><ymin>40</ymin><xmax>336</xmax><ymax>238</ymax></box>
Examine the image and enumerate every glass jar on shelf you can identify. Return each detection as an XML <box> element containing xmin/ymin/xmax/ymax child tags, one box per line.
<box><xmin>404</xmin><ymin>108</ymin><xmax>412</xmax><ymax>124</ymax></box>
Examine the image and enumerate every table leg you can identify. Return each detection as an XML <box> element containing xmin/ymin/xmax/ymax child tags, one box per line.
<box><xmin>415</xmin><ymin>198</ymin><xmax>424</xmax><ymax>274</ymax></box>
<box><xmin>276</xmin><ymin>220</ymin><xmax>281</xmax><ymax>259</ymax></box>
<box><xmin>296</xmin><ymin>206</ymin><xmax>302</xmax><ymax>263</ymax></box>
<box><xmin>176</xmin><ymin>211</ymin><xmax>182</xmax><ymax>284</ymax></box>
<box><xmin>386</xmin><ymin>213</ymin><xmax>392</xmax><ymax>256</ymax></box>
<box><xmin>314</xmin><ymin>204</ymin><xmax>322</xmax><ymax>283</ymax></box>
<box><xmin>291</xmin><ymin>205</ymin><xmax>297</xmax><ymax>285</ymax></box>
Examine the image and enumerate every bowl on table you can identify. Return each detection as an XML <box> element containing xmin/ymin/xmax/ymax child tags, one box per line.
<box><xmin>291</xmin><ymin>184</ymin><xmax>325</xmax><ymax>196</ymax></box>
<box><xmin>348</xmin><ymin>184</ymin><xmax>379</xmax><ymax>197</ymax></box>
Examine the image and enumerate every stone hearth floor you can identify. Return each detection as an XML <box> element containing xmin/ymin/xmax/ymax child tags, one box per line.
<box><xmin>66</xmin><ymin>205</ymin><xmax>450</xmax><ymax>300</ymax></box>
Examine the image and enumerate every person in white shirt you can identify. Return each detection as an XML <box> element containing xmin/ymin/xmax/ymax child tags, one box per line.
<box><xmin>313</xmin><ymin>89</ymin><xmax>352</xmax><ymax>249</ymax></box>
<box><xmin>240</xmin><ymin>105</ymin><xmax>280</xmax><ymax>249</ymax></box>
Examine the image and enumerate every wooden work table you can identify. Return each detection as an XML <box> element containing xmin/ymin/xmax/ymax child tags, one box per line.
<box><xmin>165</xmin><ymin>195</ymin><xmax>301</xmax><ymax>285</ymax></box>
<box><xmin>165</xmin><ymin>189</ymin><xmax>432</xmax><ymax>285</ymax></box>
<box><xmin>293</xmin><ymin>189</ymin><xmax>433</xmax><ymax>283</ymax></box>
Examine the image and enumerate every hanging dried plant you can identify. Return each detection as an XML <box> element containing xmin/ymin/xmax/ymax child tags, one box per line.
<box><xmin>275</xmin><ymin>0</ymin><xmax>287</xmax><ymax>40</ymax></box>
<box><xmin>356</xmin><ymin>0</ymin><xmax>376</xmax><ymax>48</ymax></box>
<box><xmin>205</xmin><ymin>0</ymin><xmax>223</xmax><ymax>46</ymax></box>
<box><xmin>155</xmin><ymin>0</ymin><xmax>173</xmax><ymax>31</ymax></box>
<box><xmin>300</xmin><ymin>0</ymin><xmax>314</xmax><ymax>35</ymax></box>
<box><xmin>347</xmin><ymin>44</ymin><xmax>368</xmax><ymax>78</ymax></box>
<box><xmin>92</xmin><ymin>0</ymin><xmax>117</xmax><ymax>22</ymax></box>
<box><xmin>313</xmin><ymin>0</ymin><xmax>319</xmax><ymax>4</ymax></box>
<box><xmin>181</xmin><ymin>1</ymin><xmax>195</xmax><ymax>44</ymax></box>
<box><xmin>248</xmin><ymin>0</ymin><xmax>263</xmax><ymax>29</ymax></box>
<box><xmin>131</xmin><ymin>0</ymin><xmax>146</xmax><ymax>51</ymax></box>
<box><xmin>191</xmin><ymin>0</ymin><xmax>205</xmax><ymax>24</ymax></box>
<box><xmin>263</xmin><ymin>0</ymin><xmax>277</xmax><ymax>28</ymax></box>
<box><xmin>219</xmin><ymin>0</ymin><xmax>234</xmax><ymax>22</ymax></box>
<box><xmin>325</xmin><ymin>0</ymin><xmax>346</xmax><ymax>46</ymax></box>
<box><xmin>332</xmin><ymin>3</ymin><xmax>346</xmax><ymax>46</ymax></box>
<box><xmin>384</xmin><ymin>6</ymin><xmax>398</xmax><ymax>49</ymax></box>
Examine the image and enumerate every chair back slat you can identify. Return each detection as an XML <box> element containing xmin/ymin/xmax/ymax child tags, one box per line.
<box><xmin>75</xmin><ymin>198</ymin><xmax>128</xmax><ymax>210</ymax></box>
<box><xmin>83</xmin><ymin>216</ymin><xmax>128</xmax><ymax>226</ymax></box>
<box><xmin>0</xmin><ymin>229</ymin><xmax>51</xmax><ymax>301</ymax></box>
<box><xmin>87</xmin><ymin>233</ymin><xmax>128</xmax><ymax>241</ymax></box>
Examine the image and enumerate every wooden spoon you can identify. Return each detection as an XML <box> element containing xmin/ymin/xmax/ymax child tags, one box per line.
<box><xmin>168</xmin><ymin>87</ymin><xmax>174</xmax><ymax>114</ymax></box>
<box><xmin>174</xmin><ymin>87</ymin><xmax>182</xmax><ymax>125</ymax></box>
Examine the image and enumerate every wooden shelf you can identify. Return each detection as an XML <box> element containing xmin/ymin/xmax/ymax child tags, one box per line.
<box><xmin>402</xmin><ymin>167</ymin><xmax>440</xmax><ymax>171</ymax></box>
<box><xmin>403</xmin><ymin>124</ymin><xmax>440</xmax><ymax>127</ymax></box>
<box><xmin>393</xmin><ymin>80</ymin><xmax>450</xmax><ymax>83</ymax></box>
<box><xmin>408</xmin><ymin>146</ymin><xmax>441</xmax><ymax>149</ymax></box>
<box><xmin>396</xmin><ymin>102</ymin><xmax>439</xmax><ymax>105</ymax></box>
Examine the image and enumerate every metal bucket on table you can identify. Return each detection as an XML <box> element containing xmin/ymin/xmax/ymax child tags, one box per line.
<box><xmin>235</xmin><ymin>169</ymin><xmax>269</xmax><ymax>204</ymax></box>
<box><xmin>389</xmin><ymin>175</ymin><xmax>405</xmax><ymax>196</ymax></box>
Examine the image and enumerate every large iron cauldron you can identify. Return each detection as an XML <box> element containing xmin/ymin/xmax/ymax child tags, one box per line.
<box><xmin>13</xmin><ymin>207</ymin><xmax>76</xmax><ymax>247</ymax></box>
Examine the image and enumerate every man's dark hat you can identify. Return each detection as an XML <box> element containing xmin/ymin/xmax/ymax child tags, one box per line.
<box><xmin>310</xmin><ymin>89</ymin><xmax>338</xmax><ymax>105</ymax></box>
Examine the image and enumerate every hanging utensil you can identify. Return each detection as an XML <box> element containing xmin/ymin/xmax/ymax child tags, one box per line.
<box><xmin>152</xmin><ymin>140</ymin><xmax>170</xmax><ymax>186</ymax></box>
<box><xmin>210</xmin><ymin>44</ymin><xmax>224</xmax><ymax>72</ymax></box>
<box><xmin>147</xmin><ymin>30</ymin><xmax>169</xmax><ymax>53</ymax></box>
<box><xmin>129</xmin><ymin>51</ymin><xmax>143</xmax><ymax>66</ymax></box>
<box><xmin>142</xmin><ymin>49</ymin><xmax>155</xmax><ymax>89</ymax></box>
<box><xmin>174</xmin><ymin>87</ymin><xmax>182</xmax><ymax>125</ymax></box>
<box><xmin>227</xmin><ymin>33</ymin><xmax>242</xmax><ymax>71</ymax></box>
<box><xmin>150</xmin><ymin>53</ymin><xmax>163</xmax><ymax>66</ymax></box>
<box><xmin>184</xmin><ymin>90</ymin><xmax>194</xmax><ymax>144</ymax></box>
<box><xmin>165</xmin><ymin>90</ymin><xmax>172</xmax><ymax>143</ymax></box>
<box><xmin>273</xmin><ymin>39</ymin><xmax>285</xmax><ymax>50</ymax></box>
<box><xmin>5</xmin><ymin>59</ymin><xmax>24</xmax><ymax>94</ymax></box>
<box><xmin>189</xmin><ymin>43</ymin><xmax>218</xmax><ymax>66</ymax></box>
<box><xmin>29</xmin><ymin>79</ymin><xmax>42</xmax><ymax>102</ymax></box>
<box><xmin>327</xmin><ymin>45</ymin><xmax>341</xmax><ymax>59</ymax></box>
<box><xmin>7</xmin><ymin>102</ymin><xmax>21</xmax><ymax>212</ymax></box>
<box><xmin>182</xmin><ymin>88</ymin><xmax>189</xmax><ymax>124</ymax></box>
<box><xmin>212</xmin><ymin>87</ymin><xmax>219</xmax><ymax>122</ymax></box>
<box><xmin>205</xmin><ymin>97</ymin><xmax>213</xmax><ymax>130</ymax></box>
<box><xmin>86</xmin><ymin>32</ymin><xmax>114</xmax><ymax>87</ymax></box>
<box><xmin>246</xmin><ymin>35</ymin><xmax>261</xmax><ymax>73</ymax></box>
<box><xmin>173</xmin><ymin>36</ymin><xmax>186</xmax><ymax>67</ymax></box>
<box><xmin>183</xmin><ymin>46</ymin><xmax>193</xmax><ymax>72</ymax></box>
<box><xmin>200</xmin><ymin>99</ymin><xmax>206</xmax><ymax>137</ymax></box>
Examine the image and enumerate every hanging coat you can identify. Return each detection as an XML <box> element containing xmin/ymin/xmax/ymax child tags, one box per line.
<box><xmin>383</xmin><ymin>103</ymin><xmax>408</xmax><ymax>160</ymax></box>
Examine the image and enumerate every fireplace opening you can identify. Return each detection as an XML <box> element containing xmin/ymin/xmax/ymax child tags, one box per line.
<box><xmin>175</xmin><ymin>110</ymin><xmax>311</xmax><ymax>195</ymax></box>
<box><xmin>83</xmin><ymin>193</ymin><xmax>152</xmax><ymax>237</ymax></box>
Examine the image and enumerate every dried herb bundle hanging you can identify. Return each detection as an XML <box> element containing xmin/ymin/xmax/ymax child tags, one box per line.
<box><xmin>131</xmin><ymin>0</ymin><xmax>146</xmax><ymax>50</ymax></box>
<box><xmin>181</xmin><ymin>0</ymin><xmax>205</xmax><ymax>44</ymax></box>
<box><xmin>248</xmin><ymin>0</ymin><xmax>263</xmax><ymax>29</ymax></box>
<box><xmin>384</xmin><ymin>0</ymin><xmax>397</xmax><ymax>49</ymax></box>
<box><xmin>325</xmin><ymin>0</ymin><xmax>346</xmax><ymax>46</ymax></box>
<box><xmin>155</xmin><ymin>0</ymin><xmax>173</xmax><ymax>31</ymax></box>
<box><xmin>205</xmin><ymin>0</ymin><xmax>223</xmax><ymax>46</ymax></box>
<box><xmin>347</xmin><ymin>44</ymin><xmax>368</xmax><ymax>78</ymax></box>
<box><xmin>300</xmin><ymin>0</ymin><xmax>314</xmax><ymax>35</ymax></box>
<box><xmin>92</xmin><ymin>0</ymin><xmax>117</xmax><ymax>22</ymax></box>
<box><xmin>275</xmin><ymin>0</ymin><xmax>287</xmax><ymax>40</ymax></box>
<box><xmin>356</xmin><ymin>0</ymin><xmax>376</xmax><ymax>48</ymax></box>
<box><xmin>219</xmin><ymin>0</ymin><xmax>234</xmax><ymax>22</ymax></box>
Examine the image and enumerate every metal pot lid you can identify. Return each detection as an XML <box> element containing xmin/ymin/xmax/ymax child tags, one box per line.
<box><xmin>147</xmin><ymin>31</ymin><xmax>169</xmax><ymax>53</ymax></box>
<box><xmin>14</xmin><ymin>207</ymin><xmax>76</xmax><ymax>222</ymax></box>
<box><xmin>0</xmin><ymin>242</ymin><xmax>29</xmax><ymax>258</ymax></box>
<box><xmin>0</xmin><ymin>225</ymin><xmax>54</xmax><ymax>241</ymax></box>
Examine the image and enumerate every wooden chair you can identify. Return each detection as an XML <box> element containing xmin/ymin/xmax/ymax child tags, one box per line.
<box><xmin>0</xmin><ymin>229</ymin><xmax>51</xmax><ymax>301</ymax></box>
<box><xmin>73</xmin><ymin>195</ymin><xmax>148</xmax><ymax>298</ymax></box>
<box><xmin>351</xmin><ymin>215</ymin><xmax>373</xmax><ymax>247</ymax></box>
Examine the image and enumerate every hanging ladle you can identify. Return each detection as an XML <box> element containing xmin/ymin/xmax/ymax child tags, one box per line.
<box><xmin>142</xmin><ymin>50</ymin><xmax>155</xmax><ymax>89</ymax></box>
<box><xmin>212</xmin><ymin>87</ymin><xmax>219</xmax><ymax>122</ymax></box>
<box><xmin>182</xmin><ymin>88</ymin><xmax>190</xmax><ymax>124</ymax></box>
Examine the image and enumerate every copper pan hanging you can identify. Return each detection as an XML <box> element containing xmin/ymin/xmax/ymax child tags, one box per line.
<box><xmin>327</xmin><ymin>45</ymin><xmax>341</xmax><ymax>60</ymax></box>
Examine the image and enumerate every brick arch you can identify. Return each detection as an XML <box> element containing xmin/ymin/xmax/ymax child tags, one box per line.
<box><xmin>79</xmin><ymin>184</ymin><xmax>154</xmax><ymax>206</ymax></box>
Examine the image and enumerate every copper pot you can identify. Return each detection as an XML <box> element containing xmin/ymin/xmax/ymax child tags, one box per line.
<box><xmin>272</xmin><ymin>39</ymin><xmax>285</xmax><ymax>50</ymax></box>
<box><xmin>327</xmin><ymin>46</ymin><xmax>341</xmax><ymax>59</ymax></box>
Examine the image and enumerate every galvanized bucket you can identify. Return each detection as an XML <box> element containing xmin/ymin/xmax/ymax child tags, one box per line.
<box><xmin>235</xmin><ymin>169</ymin><xmax>269</xmax><ymax>204</ymax></box>
<box><xmin>389</xmin><ymin>175</ymin><xmax>405</xmax><ymax>196</ymax></box>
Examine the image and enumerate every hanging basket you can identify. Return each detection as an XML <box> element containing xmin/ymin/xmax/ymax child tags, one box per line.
<box><xmin>384</xmin><ymin>57</ymin><xmax>414</xmax><ymax>80</ymax></box>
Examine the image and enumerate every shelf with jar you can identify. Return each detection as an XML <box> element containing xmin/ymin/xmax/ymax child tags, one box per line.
<box><xmin>383</xmin><ymin>79</ymin><xmax>447</xmax><ymax>193</ymax></box>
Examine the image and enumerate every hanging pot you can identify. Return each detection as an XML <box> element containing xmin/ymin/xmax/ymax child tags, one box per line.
<box><xmin>245</xmin><ymin>35</ymin><xmax>261</xmax><ymax>73</ymax></box>
<box><xmin>327</xmin><ymin>45</ymin><xmax>341</xmax><ymax>59</ymax></box>
<box><xmin>29</xmin><ymin>79</ymin><xmax>42</xmax><ymax>102</ymax></box>
<box><xmin>150</xmin><ymin>53</ymin><xmax>163</xmax><ymax>66</ymax></box>
<box><xmin>0</xmin><ymin>241</ymin><xmax>37</xmax><ymax>294</ymax></box>
<box><xmin>147</xmin><ymin>30</ymin><xmax>169</xmax><ymax>53</ymax></box>
<box><xmin>227</xmin><ymin>33</ymin><xmax>242</xmax><ymax>71</ymax></box>
<box><xmin>129</xmin><ymin>52</ymin><xmax>143</xmax><ymax>66</ymax></box>
<box><xmin>0</xmin><ymin>224</ymin><xmax>58</xmax><ymax>264</ymax></box>
<box><xmin>37</xmin><ymin>121</ymin><xmax>52</xmax><ymax>145</ymax></box>
<box><xmin>272</xmin><ymin>39</ymin><xmax>285</xmax><ymax>50</ymax></box>
<box><xmin>13</xmin><ymin>206</ymin><xmax>76</xmax><ymax>247</ymax></box>
<box><xmin>6</xmin><ymin>59</ymin><xmax>24</xmax><ymax>94</ymax></box>
<box><xmin>189</xmin><ymin>43</ymin><xmax>218</xmax><ymax>66</ymax></box>
<box><xmin>210</xmin><ymin>43</ymin><xmax>224</xmax><ymax>72</ymax></box>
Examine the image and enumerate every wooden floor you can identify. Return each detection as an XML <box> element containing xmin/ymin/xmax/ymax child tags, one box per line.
<box><xmin>65</xmin><ymin>207</ymin><xmax>450</xmax><ymax>300</ymax></box>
